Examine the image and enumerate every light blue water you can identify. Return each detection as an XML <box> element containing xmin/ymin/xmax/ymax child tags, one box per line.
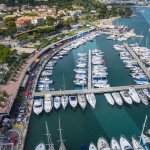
<box><xmin>25</xmin><ymin>7</ymin><xmax>150</xmax><ymax>150</ymax></box>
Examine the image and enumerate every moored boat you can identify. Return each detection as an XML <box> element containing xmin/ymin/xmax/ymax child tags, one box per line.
<box><xmin>97</xmin><ymin>137</ymin><xmax>111</xmax><ymax>150</ymax></box>
<box><xmin>35</xmin><ymin>141</ymin><xmax>46</xmax><ymax>150</ymax></box>
<box><xmin>44</xmin><ymin>94</ymin><xmax>53</xmax><ymax>113</ymax></box>
<box><xmin>33</xmin><ymin>97</ymin><xmax>43</xmax><ymax>115</ymax></box>
<box><xmin>61</xmin><ymin>95</ymin><xmax>68</xmax><ymax>110</ymax></box>
<box><xmin>89</xmin><ymin>142</ymin><xmax>97</xmax><ymax>150</ymax></box>
<box><xmin>120</xmin><ymin>91</ymin><xmax>133</xmax><ymax>105</ymax></box>
<box><xmin>111</xmin><ymin>92</ymin><xmax>123</xmax><ymax>106</ymax></box>
<box><xmin>110</xmin><ymin>138</ymin><xmax>121</xmax><ymax>150</ymax></box>
<box><xmin>86</xmin><ymin>93</ymin><xmax>96</xmax><ymax>109</ymax></box>
<box><xmin>137</xmin><ymin>90</ymin><xmax>148</xmax><ymax>105</ymax></box>
<box><xmin>69</xmin><ymin>95</ymin><xmax>78</xmax><ymax>108</ymax></box>
<box><xmin>120</xmin><ymin>135</ymin><xmax>133</xmax><ymax>150</ymax></box>
<box><xmin>54</xmin><ymin>96</ymin><xmax>61</xmax><ymax>109</ymax></box>
<box><xmin>128</xmin><ymin>87</ymin><xmax>140</xmax><ymax>103</ymax></box>
<box><xmin>104</xmin><ymin>93</ymin><xmax>115</xmax><ymax>105</ymax></box>
<box><xmin>78</xmin><ymin>94</ymin><xmax>87</xmax><ymax>110</ymax></box>
<box><xmin>132</xmin><ymin>137</ymin><xmax>144</xmax><ymax>150</ymax></box>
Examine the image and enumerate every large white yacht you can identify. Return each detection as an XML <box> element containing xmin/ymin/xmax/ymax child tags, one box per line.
<box><xmin>89</xmin><ymin>142</ymin><xmax>97</xmax><ymax>150</ymax></box>
<box><xmin>61</xmin><ymin>95</ymin><xmax>68</xmax><ymax>110</ymax></box>
<box><xmin>120</xmin><ymin>135</ymin><xmax>133</xmax><ymax>150</ymax></box>
<box><xmin>111</xmin><ymin>92</ymin><xmax>123</xmax><ymax>106</ymax></box>
<box><xmin>110</xmin><ymin>138</ymin><xmax>121</xmax><ymax>150</ymax></box>
<box><xmin>120</xmin><ymin>91</ymin><xmax>133</xmax><ymax>105</ymax></box>
<box><xmin>35</xmin><ymin>141</ymin><xmax>46</xmax><ymax>150</ymax></box>
<box><xmin>137</xmin><ymin>90</ymin><xmax>148</xmax><ymax>105</ymax></box>
<box><xmin>33</xmin><ymin>97</ymin><xmax>43</xmax><ymax>115</ymax></box>
<box><xmin>86</xmin><ymin>93</ymin><xmax>96</xmax><ymax>109</ymax></box>
<box><xmin>104</xmin><ymin>93</ymin><xmax>115</xmax><ymax>105</ymax></box>
<box><xmin>54</xmin><ymin>96</ymin><xmax>61</xmax><ymax>109</ymax></box>
<box><xmin>128</xmin><ymin>87</ymin><xmax>140</xmax><ymax>103</ymax></box>
<box><xmin>132</xmin><ymin>137</ymin><xmax>144</xmax><ymax>150</ymax></box>
<box><xmin>69</xmin><ymin>95</ymin><xmax>78</xmax><ymax>108</ymax></box>
<box><xmin>77</xmin><ymin>94</ymin><xmax>87</xmax><ymax>110</ymax></box>
<box><xmin>44</xmin><ymin>94</ymin><xmax>53</xmax><ymax>113</ymax></box>
<box><xmin>97</xmin><ymin>137</ymin><xmax>111</xmax><ymax>150</ymax></box>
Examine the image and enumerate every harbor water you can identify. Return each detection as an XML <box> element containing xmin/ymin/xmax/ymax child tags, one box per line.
<box><xmin>25</xmin><ymin>7</ymin><xmax>150</xmax><ymax>150</ymax></box>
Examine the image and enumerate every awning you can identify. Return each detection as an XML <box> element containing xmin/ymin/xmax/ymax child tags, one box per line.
<box><xmin>21</xmin><ymin>75</ymin><xmax>29</xmax><ymax>88</ymax></box>
<box><xmin>34</xmin><ymin>58</ymin><xmax>40</xmax><ymax>63</ymax></box>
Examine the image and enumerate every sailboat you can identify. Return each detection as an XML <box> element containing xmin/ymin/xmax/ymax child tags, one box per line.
<box><xmin>132</xmin><ymin>137</ymin><xmax>144</xmax><ymax>150</ymax></box>
<box><xmin>58</xmin><ymin>118</ymin><xmax>66</xmax><ymax>150</ymax></box>
<box><xmin>35</xmin><ymin>141</ymin><xmax>46</xmax><ymax>150</ymax></box>
<box><xmin>139</xmin><ymin>115</ymin><xmax>150</xmax><ymax>150</ymax></box>
<box><xmin>89</xmin><ymin>142</ymin><xmax>97</xmax><ymax>150</ymax></box>
<box><xmin>45</xmin><ymin>121</ymin><xmax>55</xmax><ymax>150</ymax></box>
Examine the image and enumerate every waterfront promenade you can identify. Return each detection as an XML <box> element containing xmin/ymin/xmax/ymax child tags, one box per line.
<box><xmin>34</xmin><ymin>84</ymin><xmax>150</xmax><ymax>96</ymax></box>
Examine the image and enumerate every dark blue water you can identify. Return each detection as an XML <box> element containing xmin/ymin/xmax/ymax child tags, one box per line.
<box><xmin>25</xmin><ymin>7</ymin><xmax>150</xmax><ymax>150</ymax></box>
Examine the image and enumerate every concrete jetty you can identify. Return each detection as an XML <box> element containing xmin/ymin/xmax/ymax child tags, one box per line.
<box><xmin>124</xmin><ymin>43</ymin><xmax>150</xmax><ymax>79</ymax></box>
<box><xmin>34</xmin><ymin>84</ymin><xmax>150</xmax><ymax>97</ymax></box>
<box><xmin>88</xmin><ymin>50</ymin><xmax>92</xmax><ymax>90</ymax></box>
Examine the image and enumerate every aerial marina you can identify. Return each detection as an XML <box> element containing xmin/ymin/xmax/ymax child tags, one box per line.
<box><xmin>1</xmin><ymin>3</ymin><xmax>150</xmax><ymax>150</ymax></box>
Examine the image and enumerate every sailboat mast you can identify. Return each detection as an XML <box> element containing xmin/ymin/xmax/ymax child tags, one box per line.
<box><xmin>139</xmin><ymin>115</ymin><xmax>147</xmax><ymax>143</ymax></box>
<box><xmin>59</xmin><ymin>118</ymin><xmax>63</xmax><ymax>142</ymax></box>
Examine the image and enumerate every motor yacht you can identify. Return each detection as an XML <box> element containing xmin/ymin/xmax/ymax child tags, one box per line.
<box><xmin>61</xmin><ymin>95</ymin><xmax>68</xmax><ymax>110</ymax></box>
<box><xmin>33</xmin><ymin>97</ymin><xmax>43</xmax><ymax>115</ymax></box>
<box><xmin>97</xmin><ymin>137</ymin><xmax>111</xmax><ymax>150</ymax></box>
<box><xmin>128</xmin><ymin>87</ymin><xmax>140</xmax><ymax>103</ymax></box>
<box><xmin>54</xmin><ymin>96</ymin><xmax>61</xmax><ymax>109</ymax></box>
<box><xmin>44</xmin><ymin>94</ymin><xmax>53</xmax><ymax>113</ymax></box>
<box><xmin>69</xmin><ymin>95</ymin><xmax>78</xmax><ymax>108</ymax></box>
<box><xmin>89</xmin><ymin>142</ymin><xmax>97</xmax><ymax>150</ymax></box>
<box><xmin>110</xmin><ymin>138</ymin><xmax>121</xmax><ymax>150</ymax></box>
<box><xmin>120</xmin><ymin>135</ymin><xmax>133</xmax><ymax>150</ymax></box>
<box><xmin>120</xmin><ymin>91</ymin><xmax>133</xmax><ymax>105</ymax></box>
<box><xmin>104</xmin><ymin>93</ymin><xmax>115</xmax><ymax>105</ymax></box>
<box><xmin>111</xmin><ymin>92</ymin><xmax>123</xmax><ymax>106</ymax></box>
<box><xmin>137</xmin><ymin>90</ymin><xmax>148</xmax><ymax>105</ymax></box>
<box><xmin>77</xmin><ymin>94</ymin><xmax>87</xmax><ymax>110</ymax></box>
<box><xmin>86</xmin><ymin>93</ymin><xmax>96</xmax><ymax>109</ymax></box>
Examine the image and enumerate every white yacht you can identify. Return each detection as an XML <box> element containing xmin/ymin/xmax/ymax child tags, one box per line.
<box><xmin>97</xmin><ymin>137</ymin><xmax>111</xmax><ymax>150</ymax></box>
<box><xmin>120</xmin><ymin>135</ymin><xmax>133</xmax><ymax>150</ymax></box>
<box><xmin>112</xmin><ymin>93</ymin><xmax>123</xmax><ymax>106</ymax></box>
<box><xmin>33</xmin><ymin>97</ymin><xmax>43</xmax><ymax>115</ymax></box>
<box><xmin>54</xmin><ymin>96</ymin><xmax>61</xmax><ymax>109</ymax></box>
<box><xmin>69</xmin><ymin>95</ymin><xmax>78</xmax><ymax>108</ymax></box>
<box><xmin>35</xmin><ymin>141</ymin><xmax>46</xmax><ymax>150</ymax></box>
<box><xmin>86</xmin><ymin>93</ymin><xmax>96</xmax><ymax>109</ymax></box>
<box><xmin>61</xmin><ymin>95</ymin><xmax>68</xmax><ymax>110</ymax></box>
<box><xmin>89</xmin><ymin>142</ymin><xmax>97</xmax><ymax>150</ymax></box>
<box><xmin>129</xmin><ymin>87</ymin><xmax>140</xmax><ymax>103</ymax></box>
<box><xmin>110</xmin><ymin>138</ymin><xmax>121</xmax><ymax>150</ymax></box>
<box><xmin>44</xmin><ymin>94</ymin><xmax>53</xmax><ymax>113</ymax></box>
<box><xmin>120</xmin><ymin>91</ymin><xmax>133</xmax><ymax>105</ymax></box>
<box><xmin>77</xmin><ymin>94</ymin><xmax>87</xmax><ymax>110</ymax></box>
<box><xmin>104</xmin><ymin>93</ymin><xmax>115</xmax><ymax>105</ymax></box>
<box><xmin>137</xmin><ymin>90</ymin><xmax>148</xmax><ymax>105</ymax></box>
<box><xmin>142</xmin><ymin>89</ymin><xmax>150</xmax><ymax>99</ymax></box>
<box><xmin>132</xmin><ymin>137</ymin><xmax>144</xmax><ymax>150</ymax></box>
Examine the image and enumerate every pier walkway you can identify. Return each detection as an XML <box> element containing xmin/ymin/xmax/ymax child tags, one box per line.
<box><xmin>88</xmin><ymin>50</ymin><xmax>92</xmax><ymax>90</ymax></box>
<box><xmin>34</xmin><ymin>84</ymin><xmax>150</xmax><ymax>96</ymax></box>
<box><xmin>124</xmin><ymin>43</ymin><xmax>150</xmax><ymax>79</ymax></box>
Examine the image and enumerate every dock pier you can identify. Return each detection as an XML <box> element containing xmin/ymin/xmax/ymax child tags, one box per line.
<box><xmin>88</xmin><ymin>50</ymin><xmax>92</xmax><ymax>90</ymax></box>
<box><xmin>34</xmin><ymin>84</ymin><xmax>150</xmax><ymax>97</ymax></box>
<box><xmin>123</xmin><ymin>43</ymin><xmax>150</xmax><ymax>80</ymax></box>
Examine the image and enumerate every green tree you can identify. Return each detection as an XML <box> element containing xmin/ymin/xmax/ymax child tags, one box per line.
<box><xmin>46</xmin><ymin>16</ymin><xmax>56</xmax><ymax>26</ymax></box>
